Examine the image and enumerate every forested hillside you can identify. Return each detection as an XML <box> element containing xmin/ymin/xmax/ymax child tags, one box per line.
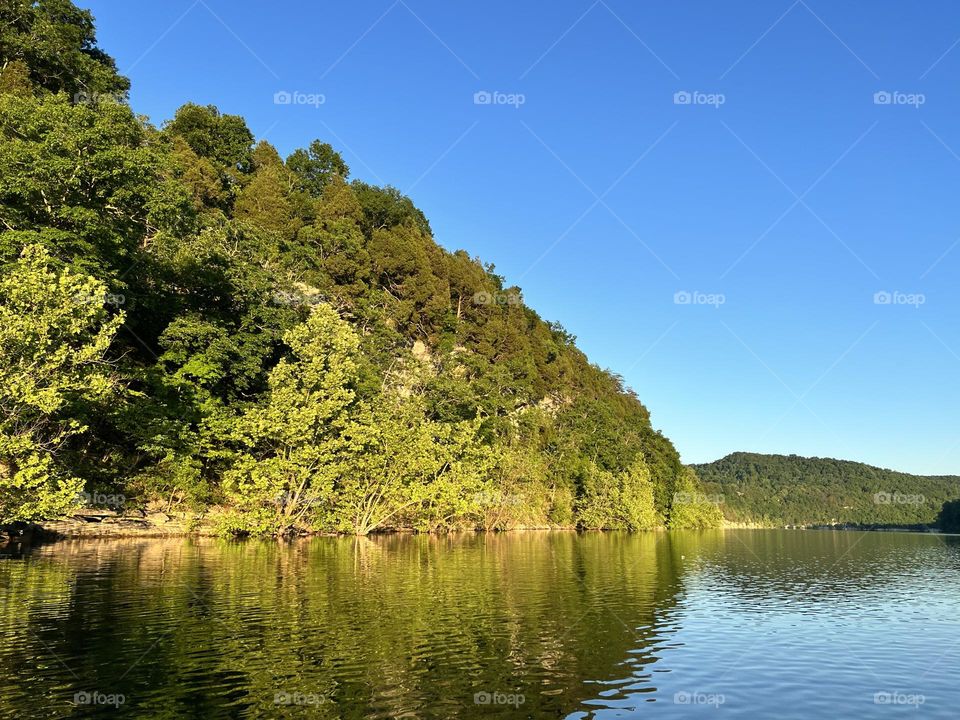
<box><xmin>696</xmin><ymin>452</ymin><xmax>960</xmax><ymax>527</ymax></box>
<box><xmin>0</xmin><ymin>0</ymin><xmax>721</xmax><ymax>535</ymax></box>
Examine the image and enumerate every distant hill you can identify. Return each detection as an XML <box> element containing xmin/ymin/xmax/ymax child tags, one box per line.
<box><xmin>693</xmin><ymin>452</ymin><xmax>960</xmax><ymax>527</ymax></box>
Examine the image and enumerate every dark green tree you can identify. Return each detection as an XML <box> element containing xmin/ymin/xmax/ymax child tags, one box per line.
<box><xmin>0</xmin><ymin>0</ymin><xmax>129</xmax><ymax>98</ymax></box>
<box><xmin>937</xmin><ymin>500</ymin><xmax>960</xmax><ymax>532</ymax></box>
<box><xmin>286</xmin><ymin>140</ymin><xmax>349</xmax><ymax>196</ymax></box>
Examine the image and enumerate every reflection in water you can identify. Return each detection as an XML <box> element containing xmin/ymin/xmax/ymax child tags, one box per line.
<box><xmin>0</xmin><ymin>530</ymin><xmax>958</xmax><ymax>718</ymax></box>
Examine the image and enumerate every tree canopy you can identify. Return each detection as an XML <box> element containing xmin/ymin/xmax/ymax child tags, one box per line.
<box><xmin>0</xmin><ymin>0</ymin><xmax>129</xmax><ymax>98</ymax></box>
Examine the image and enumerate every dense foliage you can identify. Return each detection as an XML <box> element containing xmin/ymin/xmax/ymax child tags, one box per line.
<box><xmin>0</xmin><ymin>1</ymin><xmax>718</xmax><ymax>534</ymax></box>
<box><xmin>936</xmin><ymin>500</ymin><xmax>960</xmax><ymax>533</ymax></box>
<box><xmin>695</xmin><ymin>452</ymin><xmax>960</xmax><ymax>527</ymax></box>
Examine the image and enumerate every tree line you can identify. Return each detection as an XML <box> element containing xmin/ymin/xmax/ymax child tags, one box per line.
<box><xmin>695</xmin><ymin>452</ymin><xmax>960</xmax><ymax>528</ymax></box>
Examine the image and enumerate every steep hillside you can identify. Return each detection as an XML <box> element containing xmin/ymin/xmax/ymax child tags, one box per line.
<box><xmin>0</xmin><ymin>0</ymin><xmax>721</xmax><ymax>534</ymax></box>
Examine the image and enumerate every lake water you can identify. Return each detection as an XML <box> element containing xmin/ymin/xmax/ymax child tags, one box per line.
<box><xmin>1</xmin><ymin>530</ymin><xmax>958</xmax><ymax>718</ymax></box>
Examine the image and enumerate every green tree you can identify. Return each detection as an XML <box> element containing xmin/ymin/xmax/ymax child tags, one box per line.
<box><xmin>0</xmin><ymin>0</ymin><xmax>129</xmax><ymax>98</ymax></box>
<box><xmin>668</xmin><ymin>468</ymin><xmax>723</xmax><ymax>529</ymax></box>
<box><xmin>576</xmin><ymin>464</ymin><xmax>622</xmax><ymax>530</ymax></box>
<box><xmin>576</xmin><ymin>457</ymin><xmax>660</xmax><ymax>530</ymax></box>
<box><xmin>937</xmin><ymin>499</ymin><xmax>960</xmax><ymax>533</ymax></box>
<box><xmin>619</xmin><ymin>457</ymin><xmax>661</xmax><ymax>530</ymax></box>
<box><xmin>221</xmin><ymin>304</ymin><xmax>360</xmax><ymax>535</ymax></box>
<box><xmin>329</xmin><ymin>395</ymin><xmax>484</xmax><ymax>535</ymax></box>
<box><xmin>0</xmin><ymin>59</ymin><xmax>32</xmax><ymax>95</ymax></box>
<box><xmin>0</xmin><ymin>245</ymin><xmax>122</xmax><ymax>522</ymax></box>
<box><xmin>0</xmin><ymin>92</ymin><xmax>180</xmax><ymax>280</ymax></box>
<box><xmin>163</xmin><ymin>103</ymin><xmax>253</xmax><ymax>171</ymax></box>
<box><xmin>352</xmin><ymin>182</ymin><xmax>431</xmax><ymax>236</ymax></box>
<box><xmin>286</xmin><ymin>140</ymin><xmax>349</xmax><ymax>196</ymax></box>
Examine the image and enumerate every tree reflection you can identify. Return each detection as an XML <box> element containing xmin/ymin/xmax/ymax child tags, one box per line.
<box><xmin>0</xmin><ymin>532</ymin><xmax>700</xmax><ymax>718</ymax></box>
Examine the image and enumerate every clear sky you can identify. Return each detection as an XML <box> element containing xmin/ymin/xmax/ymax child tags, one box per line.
<box><xmin>84</xmin><ymin>0</ymin><xmax>960</xmax><ymax>475</ymax></box>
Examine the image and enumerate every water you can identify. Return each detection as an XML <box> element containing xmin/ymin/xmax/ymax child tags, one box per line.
<box><xmin>0</xmin><ymin>530</ymin><xmax>958</xmax><ymax>719</ymax></box>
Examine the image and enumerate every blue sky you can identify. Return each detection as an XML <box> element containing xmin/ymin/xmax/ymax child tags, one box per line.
<box><xmin>85</xmin><ymin>0</ymin><xmax>960</xmax><ymax>474</ymax></box>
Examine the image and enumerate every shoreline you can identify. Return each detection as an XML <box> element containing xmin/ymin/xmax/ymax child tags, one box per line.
<box><xmin>0</xmin><ymin>515</ymin><xmax>948</xmax><ymax>544</ymax></box>
<box><xmin>0</xmin><ymin>512</ymin><xmax>578</xmax><ymax>543</ymax></box>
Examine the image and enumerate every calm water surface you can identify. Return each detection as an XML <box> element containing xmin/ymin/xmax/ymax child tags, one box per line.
<box><xmin>1</xmin><ymin>530</ymin><xmax>958</xmax><ymax>718</ymax></box>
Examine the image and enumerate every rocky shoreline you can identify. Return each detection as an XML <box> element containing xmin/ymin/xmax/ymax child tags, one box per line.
<box><xmin>3</xmin><ymin>515</ymin><xmax>944</xmax><ymax>543</ymax></box>
<box><xmin>0</xmin><ymin>509</ymin><xmax>573</xmax><ymax>542</ymax></box>
<box><xmin>0</xmin><ymin>510</ymin><xmax>217</xmax><ymax>542</ymax></box>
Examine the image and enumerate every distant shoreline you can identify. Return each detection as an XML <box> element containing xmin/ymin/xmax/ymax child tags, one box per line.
<box><xmin>723</xmin><ymin>521</ymin><xmax>945</xmax><ymax>534</ymax></box>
